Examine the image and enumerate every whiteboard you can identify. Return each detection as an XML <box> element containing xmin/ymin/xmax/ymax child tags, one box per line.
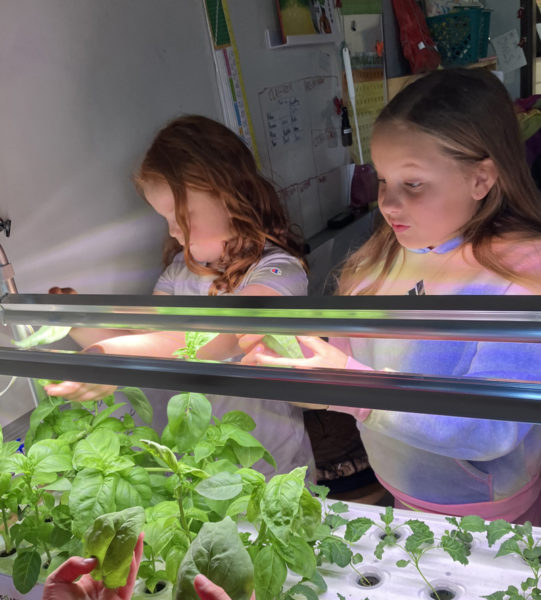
<box><xmin>226</xmin><ymin>0</ymin><xmax>350</xmax><ymax>239</ymax></box>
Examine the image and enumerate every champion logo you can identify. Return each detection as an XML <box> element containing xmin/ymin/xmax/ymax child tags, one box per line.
<box><xmin>270</xmin><ymin>267</ymin><xmax>282</xmax><ymax>275</ymax></box>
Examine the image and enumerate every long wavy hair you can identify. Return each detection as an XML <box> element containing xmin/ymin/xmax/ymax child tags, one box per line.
<box><xmin>338</xmin><ymin>68</ymin><xmax>541</xmax><ymax>295</ymax></box>
<box><xmin>135</xmin><ymin>115</ymin><xmax>306</xmax><ymax>295</ymax></box>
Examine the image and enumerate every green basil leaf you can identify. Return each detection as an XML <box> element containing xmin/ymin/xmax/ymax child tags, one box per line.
<box><xmin>221</xmin><ymin>411</ymin><xmax>256</xmax><ymax>432</ymax></box>
<box><xmin>92</xmin><ymin>403</ymin><xmax>126</xmax><ymax>427</ymax></box>
<box><xmin>225</xmin><ymin>495</ymin><xmax>250</xmax><ymax>518</ymax></box>
<box><xmin>27</xmin><ymin>439</ymin><xmax>72</xmax><ymax>473</ymax></box>
<box><xmin>115</xmin><ymin>466</ymin><xmax>152</xmax><ymax>510</ymax></box>
<box><xmin>167</xmin><ymin>393</ymin><xmax>211</xmax><ymax>452</ymax></box>
<box><xmin>175</xmin><ymin>517</ymin><xmax>254</xmax><ymax>600</ymax></box>
<box><xmin>139</xmin><ymin>439</ymin><xmax>178</xmax><ymax>473</ymax></box>
<box><xmin>261</xmin><ymin>467</ymin><xmax>306</xmax><ymax>542</ymax></box>
<box><xmin>83</xmin><ymin>506</ymin><xmax>145</xmax><ymax>588</ymax></box>
<box><xmin>72</xmin><ymin>430</ymin><xmax>120</xmax><ymax>470</ymax></box>
<box><xmin>120</xmin><ymin>387</ymin><xmax>153</xmax><ymax>424</ymax></box>
<box><xmin>254</xmin><ymin>545</ymin><xmax>287</xmax><ymax>600</ymax></box>
<box><xmin>262</xmin><ymin>335</ymin><xmax>303</xmax><ymax>358</ymax></box>
<box><xmin>195</xmin><ymin>472</ymin><xmax>243</xmax><ymax>501</ymax></box>
<box><xmin>285</xmin><ymin>582</ymin><xmax>319</xmax><ymax>600</ymax></box>
<box><xmin>298</xmin><ymin>488</ymin><xmax>323</xmax><ymax>541</ymax></box>
<box><xmin>12</xmin><ymin>549</ymin><xmax>41</xmax><ymax>594</ymax></box>
<box><xmin>69</xmin><ymin>469</ymin><xmax>117</xmax><ymax>537</ymax></box>
<box><xmin>275</xmin><ymin>534</ymin><xmax>316</xmax><ymax>578</ymax></box>
<box><xmin>13</xmin><ymin>326</ymin><xmax>71</xmax><ymax>348</ymax></box>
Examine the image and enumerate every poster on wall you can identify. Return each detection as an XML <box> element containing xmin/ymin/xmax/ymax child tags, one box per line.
<box><xmin>276</xmin><ymin>0</ymin><xmax>336</xmax><ymax>41</ymax></box>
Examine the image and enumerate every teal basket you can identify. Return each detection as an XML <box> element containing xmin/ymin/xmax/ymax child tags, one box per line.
<box><xmin>427</xmin><ymin>7</ymin><xmax>485</xmax><ymax>66</ymax></box>
<box><xmin>478</xmin><ymin>9</ymin><xmax>491</xmax><ymax>59</ymax></box>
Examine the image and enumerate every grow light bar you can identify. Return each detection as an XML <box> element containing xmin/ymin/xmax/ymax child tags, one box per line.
<box><xmin>1</xmin><ymin>294</ymin><xmax>541</xmax><ymax>343</ymax></box>
<box><xmin>0</xmin><ymin>347</ymin><xmax>540</xmax><ymax>424</ymax></box>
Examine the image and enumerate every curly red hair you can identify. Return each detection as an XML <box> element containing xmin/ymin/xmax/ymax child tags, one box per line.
<box><xmin>135</xmin><ymin>115</ymin><xmax>306</xmax><ymax>295</ymax></box>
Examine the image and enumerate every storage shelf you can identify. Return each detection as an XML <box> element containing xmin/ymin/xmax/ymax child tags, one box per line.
<box><xmin>387</xmin><ymin>57</ymin><xmax>498</xmax><ymax>100</ymax></box>
<box><xmin>265</xmin><ymin>28</ymin><xmax>341</xmax><ymax>49</ymax></box>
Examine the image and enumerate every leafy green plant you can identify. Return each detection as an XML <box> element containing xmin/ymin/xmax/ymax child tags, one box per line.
<box><xmin>262</xmin><ymin>335</ymin><xmax>303</xmax><ymax>358</ymax></box>
<box><xmin>173</xmin><ymin>332</ymin><xmax>219</xmax><ymax>360</ymax></box>
<box><xmin>7</xmin><ymin>436</ymin><xmax>74</xmax><ymax>593</ymax></box>
<box><xmin>309</xmin><ymin>484</ymin><xmax>372</xmax><ymax>588</ymax></box>
<box><xmin>0</xmin><ymin>429</ymin><xmax>23</xmax><ymax>557</ymax></box>
<box><xmin>483</xmin><ymin>520</ymin><xmax>541</xmax><ymax>600</ymax></box>
<box><xmin>83</xmin><ymin>506</ymin><xmax>145</xmax><ymax>588</ymax></box>
<box><xmin>4</xmin><ymin>351</ymin><xmax>540</xmax><ymax>599</ymax></box>
<box><xmin>12</xmin><ymin>325</ymin><xmax>72</xmax><ymax>349</ymax></box>
<box><xmin>133</xmin><ymin>392</ymin><xmax>330</xmax><ymax>599</ymax></box>
<box><xmin>175</xmin><ymin>517</ymin><xmax>254</xmax><ymax>600</ymax></box>
<box><xmin>308</xmin><ymin>493</ymin><xmax>477</xmax><ymax>600</ymax></box>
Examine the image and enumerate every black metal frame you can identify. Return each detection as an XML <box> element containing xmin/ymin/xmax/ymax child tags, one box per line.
<box><xmin>1</xmin><ymin>293</ymin><xmax>541</xmax><ymax>424</ymax></box>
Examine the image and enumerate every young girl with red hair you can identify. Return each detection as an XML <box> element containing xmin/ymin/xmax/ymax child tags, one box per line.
<box><xmin>47</xmin><ymin>115</ymin><xmax>314</xmax><ymax>477</ymax></box>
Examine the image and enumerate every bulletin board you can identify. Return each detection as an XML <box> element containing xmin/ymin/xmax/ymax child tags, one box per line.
<box><xmin>341</xmin><ymin>1</ymin><xmax>385</xmax><ymax>165</ymax></box>
<box><xmin>344</xmin><ymin>68</ymin><xmax>385</xmax><ymax>165</ymax></box>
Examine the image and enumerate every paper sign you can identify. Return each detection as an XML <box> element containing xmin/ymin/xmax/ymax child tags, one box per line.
<box><xmin>491</xmin><ymin>29</ymin><xmax>527</xmax><ymax>73</ymax></box>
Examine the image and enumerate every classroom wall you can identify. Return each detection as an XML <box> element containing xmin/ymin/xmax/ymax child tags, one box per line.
<box><xmin>0</xmin><ymin>0</ymin><xmax>223</xmax><ymax>427</ymax></box>
<box><xmin>226</xmin><ymin>0</ymin><xmax>350</xmax><ymax>238</ymax></box>
<box><xmin>0</xmin><ymin>0</ymin><xmax>222</xmax><ymax>297</ymax></box>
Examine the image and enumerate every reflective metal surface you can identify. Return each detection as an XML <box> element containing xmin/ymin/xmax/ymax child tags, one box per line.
<box><xmin>0</xmin><ymin>347</ymin><xmax>540</xmax><ymax>423</ymax></box>
<box><xmin>2</xmin><ymin>294</ymin><xmax>541</xmax><ymax>342</ymax></box>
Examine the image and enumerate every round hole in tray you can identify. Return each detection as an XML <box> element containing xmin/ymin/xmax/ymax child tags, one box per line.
<box><xmin>430</xmin><ymin>589</ymin><xmax>455</xmax><ymax>600</ymax></box>
<box><xmin>357</xmin><ymin>574</ymin><xmax>380</xmax><ymax>587</ymax></box>
<box><xmin>418</xmin><ymin>580</ymin><xmax>465</xmax><ymax>600</ymax></box>
<box><xmin>355</xmin><ymin>567</ymin><xmax>387</xmax><ymax>589</ymax></box>
<box><xmin>145</xmin><ymin>581</ymin><xmax>168</xmax><ymax>595</ymax></box>
<box><xmin>0</xmin><ymin>548</ymin><xmax>15</xmax><ymax>558</ymax></box>
<box><xmin>378</xmin><ymin>530</ymin><xmax>402</xmax><ymax>542</ymax></box>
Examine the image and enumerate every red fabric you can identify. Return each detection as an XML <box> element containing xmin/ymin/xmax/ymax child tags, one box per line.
<box><xmin>392</xmin><ymin>0</ymin><xmax>441</xmax><ymax>73</ymax></box>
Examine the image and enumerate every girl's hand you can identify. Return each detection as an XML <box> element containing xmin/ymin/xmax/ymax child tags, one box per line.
<box><xmin>42</xmin><ymin>533</ymin><xmax>143</xmax><ymax>600</ymax></box>
<box><xmin>49</xmin><ymin>286</ymin><xmax>78</xmax><ymax>295</ymax></box>
<box><xmin>44</xmin><ymin>381</ymin><xmax>117</xmax><ymax>402</ymax></box>
<box><xmin>236</xmin><ymin>334</ymin><xmax>266</xmax><ymax>356</ymax></box>
<box><xmin>193</xmin><ymin>574</ymin><xmax>255</xmax><ymax>600</ymax></box>
<box><xmin>241</xmin><ymin>335</ymin><xmax>349</xmax><ymax>370</ymax></box>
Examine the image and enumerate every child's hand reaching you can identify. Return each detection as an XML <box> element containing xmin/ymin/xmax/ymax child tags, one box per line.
<box><xmin>44</xmin><ymin>380</ymin><xmax>117</xmax><ymax>402</ymax></box>
<box><xmin>239</xmin><ymin>335</ymin><xmax>349</xmax><ymax>369</ymax></box>
<box><xmin>49</xmin><ymin>286</ymin><xmax>78</xmax><ymax>295</ymax></box>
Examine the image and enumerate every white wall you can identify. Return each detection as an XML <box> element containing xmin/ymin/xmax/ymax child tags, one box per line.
<box><xmin>0</xmin><ymin>0</ymin><xmax>222</xmax><ymax>427</ymax></box>
<box><xmin>0</xmin><ymin>0</ymin><xmax>222</xmax><ymax>296</ymax></box>
<box><xmin>227</xmin><ymin>1</ymin><xmax>350</xmax><ymax>238</ymax></box>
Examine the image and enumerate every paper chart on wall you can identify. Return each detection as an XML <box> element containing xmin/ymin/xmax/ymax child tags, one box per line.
<box><xmin>258</xmin><ymin>75</ymin><xmax>344</xmax><ymax>188</ymax></box>
<box><xmin>491</xmin><ymin>29</ymin><xmax>527</xmax><ymax>73</ymax></box>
